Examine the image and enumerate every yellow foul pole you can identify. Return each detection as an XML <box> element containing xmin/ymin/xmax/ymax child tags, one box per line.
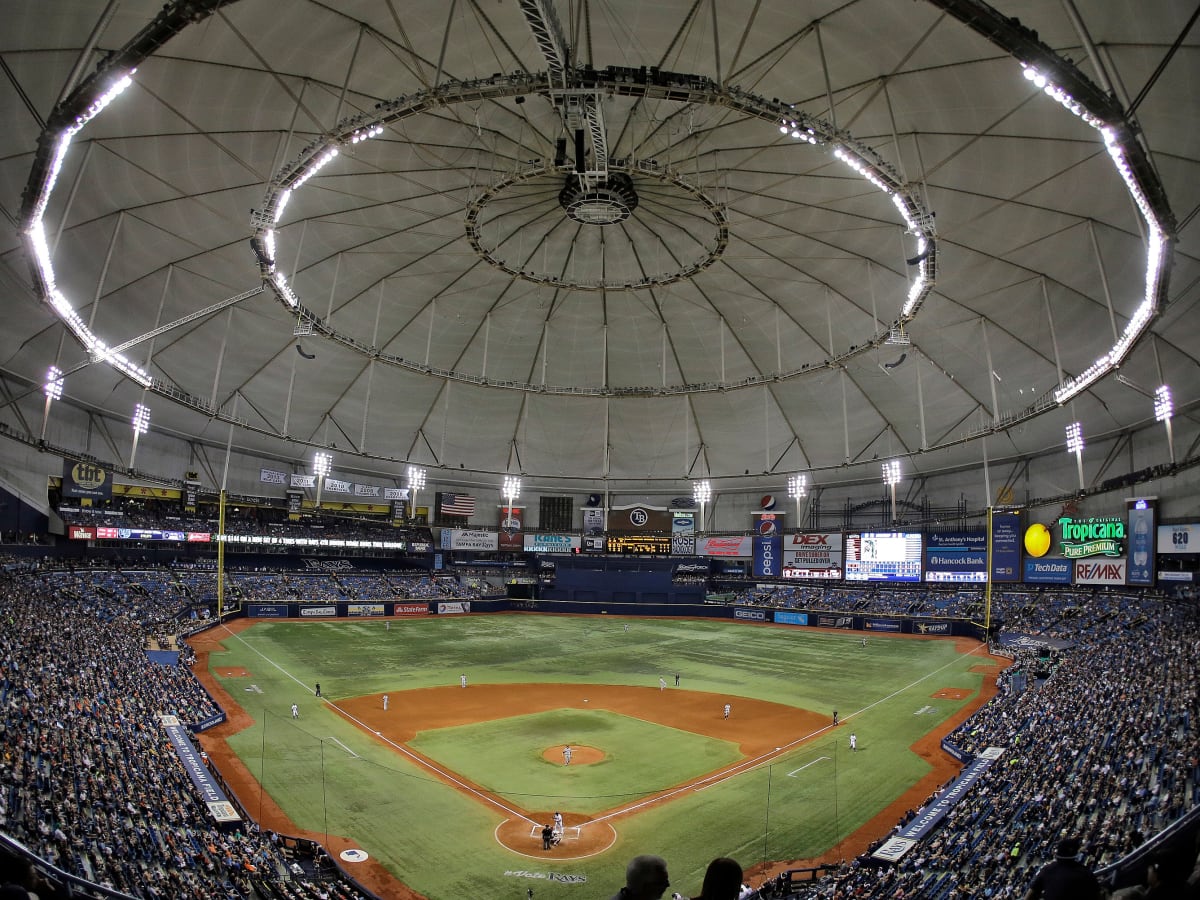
<box><xmin>217</xmin><ymin>490</ymin><xmax>226</xmax><ymax>619</ymax></box>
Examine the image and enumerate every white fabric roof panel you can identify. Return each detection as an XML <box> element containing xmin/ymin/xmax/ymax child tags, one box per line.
<box><xmin>0</xmin><ymin>0</ymin><xmax>1194</xmax><ymax>489</ymax></box>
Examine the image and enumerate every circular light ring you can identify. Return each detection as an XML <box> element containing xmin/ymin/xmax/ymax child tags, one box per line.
<box><xmin>255</xmin><ymin>70</ymin><xmax>936</xmax><ymax>392</ymax></box>
<box><xmin>465</xmin><ymin>161</ymin><xmax>727</xmax><ymax>291</ymax></box>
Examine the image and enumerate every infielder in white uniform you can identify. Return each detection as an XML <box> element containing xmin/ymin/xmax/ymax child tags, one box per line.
<box><xmin>562</xmin><ymin>745</ymin><xmax>572</xmax><ymax>765</ymax></box>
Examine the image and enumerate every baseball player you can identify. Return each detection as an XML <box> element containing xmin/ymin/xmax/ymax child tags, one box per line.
<box><xmin>850</xmin><ymin>732</ymin><xmax>857</xmax><ymax>752</ymax></box>
<box><xmin>659</xmin><ymin>677</ymin><xmax>666</xmax><ymax>691</ymax></box>
<box><xmin>383</xmin><ymin>694</ymin><xmax>389</xmax><ymax>711</ymax></box>
<box><xmin>723</xmin><ymin>703</ymin><xmax>731</xmax><ymax>719</ymax></box>
<box><xmin>291</xmin><ymin>703</ymin><xmax>299</xmax><ymax>719</ymax></box>
<box><xmin>460</xmin><ymin>673</ymin><xmax>468</xmax><ymax>688</ymax></box>
<box><xmin>562</xmin><ymin>745</ymin><xmax>572</xmax><ymax>765</ymax></box>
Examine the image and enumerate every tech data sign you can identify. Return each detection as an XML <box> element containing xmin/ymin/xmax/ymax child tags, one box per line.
<box><xmin>1057</xmin><ymin>516</ymin><xmax>1125</xmax><ymax>559</ymax></box>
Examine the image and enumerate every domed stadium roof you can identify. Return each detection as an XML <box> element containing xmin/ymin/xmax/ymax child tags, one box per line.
<box><xmin>0</xmin><ymin>0</ymin><xmax>1196</xmax><ymax>493</ymax></box>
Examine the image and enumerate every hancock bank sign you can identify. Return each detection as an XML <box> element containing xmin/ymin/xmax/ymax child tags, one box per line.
<box><xmin>1058</xmin><ymin>516</ymin><xmax>1125</xmax><ymax>559</ymax></box>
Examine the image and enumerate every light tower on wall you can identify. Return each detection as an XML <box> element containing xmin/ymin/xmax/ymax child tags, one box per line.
<box><xmin>882</xmin><ymin>460</ymin><xmax>901</xmax><ymax>524</ymax></box>
<box><xmin>1065</xmin><ymin>422</ymin><xmax>1085</xmax><ymax>492</ymax></box>
<box><xmin>313</xmin><ymin>451</ymin><xmax>332</xmax><ymax>506</ymax></box>
<box><xmin>787</xmin><ymin>473</ymin><xmax>808</xmax><ymax>530</ymax></box>
<box><xmin>693</xmin><ymin>479</ymin><xmax>712</xmax><ymax>533</ymax></box>
<box><xmin>1154</xmin><ymin>385</ymin><xmax>1174</xmax><ymax>464</ymax></box>
<box><xmin>129</xmin><ymin>403</ymin><xmax>151</xmax><ymax>468</ymax></box>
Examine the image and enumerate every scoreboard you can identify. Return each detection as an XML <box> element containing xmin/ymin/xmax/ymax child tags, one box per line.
<box><xmin>605</xmin><ymin>534</ymin><xmax>673</xmax><ymax>555</ymax></box>
<box><xmin>844</xmin><ymin>531</ymin><xmax>922</xmax><ymax>582</ymax></box>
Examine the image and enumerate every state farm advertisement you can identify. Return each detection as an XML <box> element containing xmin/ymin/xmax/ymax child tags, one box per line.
<box><xmin>783</xmin><ymin>532</ymin><xmax>843</xmax><ymax>577</ymax></box>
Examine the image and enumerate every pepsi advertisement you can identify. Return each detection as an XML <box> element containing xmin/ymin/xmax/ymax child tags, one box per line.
<box><xmin>990</xmin><ymin>512</ymin><xmax>1022</xmax><ymax>582</ymax></box>
<box><xmin>753</xmin><ymin>535</ymin><xmax>782</xmax><ymax>577</ymax></box>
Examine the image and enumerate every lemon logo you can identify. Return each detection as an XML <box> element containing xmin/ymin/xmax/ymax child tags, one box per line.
<box><xmin>1024</xmin><ymin>522</ymin><xmax>1051</xmax><ymax>557</ymax></box>
<box><xmin>70</xmin><ymin>462</ymin><xmax>107</xmax><ymax>491</ymax></box>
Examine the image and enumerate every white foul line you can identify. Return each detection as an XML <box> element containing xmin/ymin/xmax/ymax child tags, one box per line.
<box><xmin>787</xmin><ymin>756</ymin><xmax>830</xmax><ymax>777</ymax></box>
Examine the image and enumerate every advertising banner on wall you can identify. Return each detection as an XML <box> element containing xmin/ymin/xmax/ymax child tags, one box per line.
<box><xmin>524</xmin><ymin>533</ymin><xmax>580</xmax><ymax>553</ymax></box>
<box><xmin>582</xmin><ymin>507</ymin><xmax>605</xmax><ymax>535</ymax></box>
<box><xmin>62</xmin><ymin>459</ymin><xmax>112</xmax><ymax>500</ymax></box>
<box><xmin>1057</xmin><ymin>516</ymin><xmax>1125</xmax><ymax>559</ymax></box>
<box><xmin>1075</xmin><ymin>558</ymin><xmax>1128</xmax><ymax>585</ymax></box>
<box><xmin>440</xmin><ymin>529</ymin><xmax>499</xmax><ymax>551</ymax></box>
<box><xmin>607</xmin><ymin>504</ymin><xmax>672</xmax><ymax>533</ymax></box>
<box><xmin>1024</xmin><ymin>558</ymin><xmax>1073</xmax><ymax>584</ymax></box>
<box><xmin>698</xmin><ymin>535</ymin><xmax>752</xmax><ymax>557</ymax></box>
<box><xmin>498</xmin><ymin>505</ymin><xmax>524</xmax><ymax>551</ymax></box>
<box><xmin>753</xmin><ymin>535</ymin><xmax>782</xmax><ymax>577</ymax></box>
<box><xmin>1126</xmin><ymin>499</ymin><xmax>1156</xmax><ymax>586</ymax></box>
<box><xmin>1158</xmin><ymin>523</ymin><xmax>1197</xmax><ymax>554</ymax></box>
<box><xmin>990</xmin><ymin>512</ymin><xmax>1022</xmax><ymax>582</ymax></box>
<box><xmin>752</xmin><ymin>511</ymin><xmax>785</xmax><ymax>535</ymax></box>
<box><xmin>924</xmin><ymin>530</ymin><xmax>988</xmax><ymax>583</ymax></box>
<box><xmin>782</xmin><ymin>532</ymin><xmax>843</xmax><ymax>573</ymax></box>
<box><xmin>671</xmin><ymin>514</ymin><xmax>696</xmax><ymax>554</ymax></box>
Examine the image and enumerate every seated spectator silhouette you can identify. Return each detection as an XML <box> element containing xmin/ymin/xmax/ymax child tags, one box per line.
<box><xmin>609</xmin><ymin>854</ymin><xmax>671</xmax><ymax>900</ymax></box>
<box><xmin>1113</xmin><ymin>839</ymin><xmax>1199</xmax><ymax>900</ymax></box>
<box><xmin>691</xmin><ymin>857</ymin><xmax>743</xmax><ymax>900</ymax></box>
<box><xmin>1023</xmin><ymin>837</ymin><xmax>1102</xmax><ymax>900</ymax></box>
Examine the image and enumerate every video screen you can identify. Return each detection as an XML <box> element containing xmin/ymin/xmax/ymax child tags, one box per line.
<box><xmin>844</xmin><ymin>532</ymin><xmax>922</xmax><ymax>582</ymax></box>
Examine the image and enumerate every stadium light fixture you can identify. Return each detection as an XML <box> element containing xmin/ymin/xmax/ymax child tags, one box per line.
<box><xmin>693</xmin><ymin>479</ymin><xmax>712</xmax><ymax>532</ymax></box>
<box><xmin>407</xmin><ymin>465</ymin><xmax>426</xmax><ymax>521</ymax></box>
<box><xmin>44</xmin><ymin>366</ymin><xmax>64</xmax><ymax>402</ymax></box>
<box><xmin>1065</xmin><ymin>422</ymin><xmax>1085</xmax><ymax>491</ymax></box>
<box><xmin>502</xmin><ymin>475</ymin><xmax>521</xmax><ymax>526</ymax></box>
<box><xmin>1154</xmin><ymin>385</ymin><xmax>1174</xmax><ymax>463</ymax></box>
<box><xmin>882</xmin><ymin>460</ymin><xmax>901</xmax><ymax>523</ymax></box>
<box><xmin>129</xmin><ymin>403</ymin><xmax>150</xmax><ymax>468</ymax></box>
<box><xmin>313</xmin><ymin>451</ymin><xmax>333</xmax><ymax>506</ymax></box>
<box><xmin>787</xmin><ymin>473</ymin><xmax>807</xmax><ymax>529</ymax></box>
<box><xmin>40</xmin><ymin>366</ymin><xmax>64</xmax><ymax>441</ymax></box>
<box><xmin>503</xmin><ymin>475</ymin><xmax>521</xmax><ymax>505</ymax></box>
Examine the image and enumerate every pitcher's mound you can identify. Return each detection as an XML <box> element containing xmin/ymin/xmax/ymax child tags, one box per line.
<box><xmin>542</xmin><ymin>745</ymin><xmax>605</xmax><ymax>765</ymax></box>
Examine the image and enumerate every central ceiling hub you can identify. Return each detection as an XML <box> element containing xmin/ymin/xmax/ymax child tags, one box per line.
<box><xmin>559</xmin><ymin>172</ymin><xmax>639</xmax><ymax>225</ymax></box>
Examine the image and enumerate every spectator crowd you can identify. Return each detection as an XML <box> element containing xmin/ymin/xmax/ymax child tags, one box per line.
<box><xmin>0</xmin><ymin>558</ymin><xmax>1196</xmax><ymax>900</ymax></box>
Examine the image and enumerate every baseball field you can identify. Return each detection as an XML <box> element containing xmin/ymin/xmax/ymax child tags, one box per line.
<box><xmin>192</xmin><ymin>613</ymin><xmax>1000</xmax><ymax>899</ymax></box>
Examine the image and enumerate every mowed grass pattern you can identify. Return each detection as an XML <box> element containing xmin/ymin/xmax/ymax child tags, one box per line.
<box><xmin>211</xmin><ymin>613</ymin><xmax>988</xmax><ymax>900</ymax></box>
<box><xmin>409</xmin><ymin>708</ymin><xmax>744</xmax><ymax>814</ymax></box>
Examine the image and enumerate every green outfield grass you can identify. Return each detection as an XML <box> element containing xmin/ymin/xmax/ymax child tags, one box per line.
<box><xmin>210</xmin><ymin>614</ymin><xmax>989</xmax><ymax>900</ymax></box>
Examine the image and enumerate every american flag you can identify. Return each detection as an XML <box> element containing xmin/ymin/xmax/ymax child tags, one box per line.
<box><xmin>439</xmin><ymin>492</ymin><xmax>476</xmax><ymax>517</ymax></box>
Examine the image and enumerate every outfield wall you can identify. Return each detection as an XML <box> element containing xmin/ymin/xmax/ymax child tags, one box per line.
<box><xmin>238</xmin><ymin>596</ymin><xmax>984</xmax><ymax>639</ymax></box>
